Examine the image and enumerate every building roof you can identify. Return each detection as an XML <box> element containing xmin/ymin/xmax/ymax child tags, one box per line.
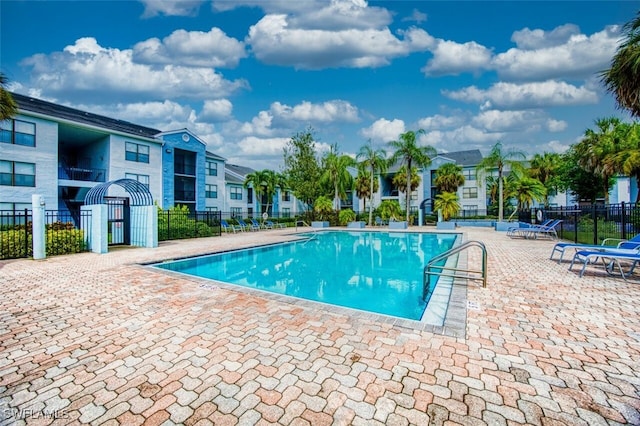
<box><xmin>436</xmin><ymin>149</ymin><xmax>483</xmax><ymax>166</ymax></box>
<box><xmin>225</xmin><ymin>163</ymin><xmax>256</xmax><ymax>185</ymax></box>
<box><xmin>11</xmin><ymin>92</ymin><xmax>161</xmax><ymax>139</ymax></box>
<box><xmin>206</xmin><ymin>151</ymin><xmax>226</xmax><ymax>161</ymax></box>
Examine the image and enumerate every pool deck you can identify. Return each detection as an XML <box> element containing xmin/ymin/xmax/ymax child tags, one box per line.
<box><xmin>0</xmin><ymin>226</ymin><xmax>638</xmax><ymax>425</ymax></box>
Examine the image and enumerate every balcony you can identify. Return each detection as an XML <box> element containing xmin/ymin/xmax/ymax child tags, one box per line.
<box><xmin>174</xmin><ymin>190</ymin><xmax>196</xmax><ymax>202</ymax></box>
<box><xmin>58</xmin><ymin>166</ymin><xmax>106</xmax><ymax>182</ymax></box>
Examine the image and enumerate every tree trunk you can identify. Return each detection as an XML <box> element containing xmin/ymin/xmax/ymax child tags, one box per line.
<box><xmin>406</xmin><ymin>159</ymin><xmax>412</xmax><ymax>224</ymax></box>
<box><xmin>368</xmin><ymin>168</ymin><xmax>375</xmax><ymax>226</ymax></box>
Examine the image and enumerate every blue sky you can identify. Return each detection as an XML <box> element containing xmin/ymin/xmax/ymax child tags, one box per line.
<box><xmin>1</xmin><ymin>1</ymin><xmax>638</xmax><ymax>170</ymax></box>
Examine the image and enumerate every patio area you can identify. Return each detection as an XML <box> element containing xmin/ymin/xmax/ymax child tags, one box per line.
<box><xmin>0</xmin><ymin>227</ymin><xmax>638</xmax><ymax>425</ymax></box>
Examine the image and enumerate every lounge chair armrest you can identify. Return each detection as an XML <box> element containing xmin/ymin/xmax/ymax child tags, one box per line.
<box><xmin>602</xmin><ymin>237</ymin><xmax>625</xmax><ymax>246</ymax></box>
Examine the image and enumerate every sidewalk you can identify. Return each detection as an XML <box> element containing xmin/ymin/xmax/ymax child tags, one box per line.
<box><xmin>0</xmin><ymin>227</ymin><xmax>638</xmax><ymax>425</ymax></box>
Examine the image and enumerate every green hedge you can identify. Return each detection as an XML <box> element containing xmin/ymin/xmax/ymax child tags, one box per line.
<box><xmin>1</xmin><ymin>228</ymin><xmax>87</xmax><ymax>259</ymax></box>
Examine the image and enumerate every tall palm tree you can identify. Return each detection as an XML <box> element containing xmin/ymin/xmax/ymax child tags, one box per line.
<box><xmin>320</xmin><ymin>146</ymin><xmax>356</xmax><ymax>210</ymax></box>
<box><xmin>388</xmin><ymin>129</ymin><xmax>436</xmax><ymax>223</ymax></box>
<box><xmin>0</xmin><ymin>73</ymin><xmax>18</xmax><ymax>121</ymax></box>
<box><xmin>600</xmin><ymin>11</ymin><xmax>640</xmax><ymax>118</ymax></box>
<box><xmin>392</xmin><ymin>166</ymin><xmax>421</xmax><ymax>197</ymax></box>
<box><xmin>529</xmin><ymin>152</ymin><xmax>561</xmax><ymax>207</ymax></box>
<box><xmin>574</xmin><ymin>117</ymin><xmax>624</xmax><ymax>204</ymax></box>
<box><xmin>475</xmin><ymin>142</ymin><xmax>525</xmax><ymax>221</ymax></box>
<box><xmin>244</xmin><ymin>169</ymin><xmax>284</xmax><ymax>215</ymax></box>
<box><xmin>354</xmin><ymin>167</ymin><xmax>379</xmax><ymax>215</ymax></box>
<box><xmin>434</xmin><ymin>163</ymin><xmax>465</xmax><ymax>193</ymax></box>
<box><xmin>357</xmin><ymin>140</ymin><xmax>387</xmax><ymax>226</ymax></box>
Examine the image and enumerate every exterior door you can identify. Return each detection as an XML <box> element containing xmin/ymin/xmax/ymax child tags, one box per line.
<box><xmin>106</xmin><ymin>197</ymin><xmax>130</xmax><ymax>245</ymax></box>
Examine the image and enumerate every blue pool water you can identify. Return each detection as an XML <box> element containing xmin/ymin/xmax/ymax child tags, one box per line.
<box><xmin>154</xmin><ymin>231</ymin><xmax>457</xmax><ymax>321</ymax></box>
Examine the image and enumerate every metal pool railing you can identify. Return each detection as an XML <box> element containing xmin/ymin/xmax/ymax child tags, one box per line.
<box><xmin>423</xmin><ymin>240</ymin><xmax>487</xmax><ymax>301</ymax></box>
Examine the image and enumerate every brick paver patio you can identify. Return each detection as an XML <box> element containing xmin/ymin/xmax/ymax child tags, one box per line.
<box><xmin>0</xmin><ymin>227</ymin><xmax>638</xmax><ymax>425</ymax></box>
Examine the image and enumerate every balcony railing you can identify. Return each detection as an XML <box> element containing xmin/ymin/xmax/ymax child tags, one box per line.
<box><xmin>58</xmin><ymin>166</ymin><xmax>106</xmax><ymax>182</ymax></box>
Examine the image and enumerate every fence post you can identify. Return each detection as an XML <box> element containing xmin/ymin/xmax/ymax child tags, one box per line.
<box><xmin>573</xmin><ymin>208</ymin><xmax>578</xmax><ymax>243</ymax></box>
<box><xmin>23</xmin><ymin>208</ymin><xmax>29</xmax><ymax>256</ymax></box>
<box><xmin>31</xmin><ymin>194</ymin><xmax>46</xmax><ymax>259</ymax></box>
<box><xmin>621</xmin><ymin>202</ymin><xmax>627</xmax><ymax>240</ymax></box>
<box><xmin>592</xmin><ymin>204</ymin><xmax>598</xmax><ymax>245</ymax></box>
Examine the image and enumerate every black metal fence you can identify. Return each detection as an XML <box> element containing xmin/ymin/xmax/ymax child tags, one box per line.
<box><xmin>0</xmin><ymin>209</ymin><xmax>91</xmax><ymax>260</ymax></box>
<box><xmin>521</xmin><ymin>202</ymin><xmax>640</xmax><ymax>244</ymax></box>
<box><xmin>158</xmin><ymin>210</ymin><xmax>222</xmax><ymax>241</ymax></box>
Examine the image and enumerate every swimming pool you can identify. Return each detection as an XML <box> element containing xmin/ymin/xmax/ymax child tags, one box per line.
<box><xmin>154</xmin><ymin>231</ymin><xmax>458</xmax><ymax>322</ymax></box>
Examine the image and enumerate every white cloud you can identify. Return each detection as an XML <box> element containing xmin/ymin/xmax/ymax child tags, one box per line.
<box><xmin>247</xmin><ymin>14</ymin><xmax>432</xmax><ymax>69</ymax></box>
<box><xmin>132</xmin><ymin>28</ymin><xmax>247</xmax><ymax>68</ymax></box>
<box><xmin>472</xmin><ymin>109</ymin><xmax>553</xmax><ymax>132</ymax></box>
<box><xmin>201</xmin><ymin>99</ymin><xmax>233</xmax><ymax>121</ymax></box>
<box><xmin>403</xmin><ymin>9</ymin><xmax>427</xmax><ymax>24</ymax></box>
<box><xmin>140</xmin><ymin>0</ymin><xmax>204</xmax><ymax>17</ymax></box>
<box><xmin>443</xmin><ymin>80</ymin><xmax>599</xmax><ymax>109</ymax></box>
<box><xmin>239</xmin><ymin>111</ymin><xmax>275</xmax><ymax>137</ymax></box>
<box><xmin>422</xmin><ymin>40</ymin><xmax>493</xmax><ymax>76</ymax></box>
<box><xmin>270</xmin><ymin>100</ymin><xmax>359</xmax><ymax>123</ymax></box>
<box><xmin>546</xmin><ymin>119</ymin><xmax>568</xmax><ymax>132</ymax></box>
<box><xmin>360</xmin><ymin>118</ymin><xmax>405</xmax><ymax>143</ymax></box>
<box><xmin>424</xmin><ymin>126</ymin><xmax>505</xmax><ymax>151</ymax></box>
<box><xmin>237</xmin><ymin>136</ymin><xmax>290</xmax><ymax>156</ymax></box>
<box><xmin>493</xmin><ymin>25</ymin><xmax>622</xmax><ymax>81</ymax></box>
<box><xmin>20</xmin><ymin>38</ymin><xmax>248</xmax><ymax>101</ymax></box>
<box><xmin>417</xmin><ymin>114</ymin><xmax>466</xmax><ymax>130</ymax></box>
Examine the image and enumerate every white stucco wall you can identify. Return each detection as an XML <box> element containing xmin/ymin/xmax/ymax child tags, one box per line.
<box><xmin>108</xmin><ymin>135</ymin><xmax>163</xmax><ymax>203</ymax></box>
<box><xmin>0</xmin><ymin>114</ymin><xmax>59</xmax><ymax>209</ymax></box>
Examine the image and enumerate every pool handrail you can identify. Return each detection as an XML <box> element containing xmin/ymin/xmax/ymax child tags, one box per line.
<box><xmin>423</xmin><ymin>240</ymin><xmax>487</xmax><ymax>301</ymax></box>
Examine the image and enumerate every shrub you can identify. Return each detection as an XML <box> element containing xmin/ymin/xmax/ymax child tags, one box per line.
<box><xmin>338</xmin><ymin>209</ymin><xmax>356</xmax><ymax>226</ymax></box>
<box><xmin>46</xmin><ymin>229</ymin><xmax>86</xmax><ymax>256</ymax></box>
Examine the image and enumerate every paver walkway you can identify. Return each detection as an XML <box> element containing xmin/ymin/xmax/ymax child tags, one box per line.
<box><xmin>0</xmin><ymin>227</ymin><xmax>638</xmax><ymax>425</ymax></box>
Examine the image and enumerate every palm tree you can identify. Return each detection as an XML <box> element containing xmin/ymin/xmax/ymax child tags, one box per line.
<box><xmin>356</xmin><ymin>140</ymin><xmax>387</xmax><ymax>226</ymax></box>
<box><xmin>476</xmin><ymin>142</ymin><xmax>525</xmax><ymax>221</ymax></box>
<box><xmin>388</xmin><ymin>129</ymin><xmax>436</xmax><ymax>223</ymax></box>
<box><xmin>320</xmin><ymin>145</ymin><xmax>356</xmax><ymax>210</ymax></box>
<box><xmin>605</xmin><ymin>121</ymin><xmax>640</xmax><ymax>203</ymax></box>
<box><xmin>0</xmin><ymin>73</ymin><xmax>18</xmax><ymax>121</ymax></box>
<box><xmin>434</xmin><ymin>192</ymin><xmax>460</xmax><ymax>221</ymax></box>
<box><xmin>434</xmin><ymin>163</ymin><xmax>465</xmax><ymax>193</ymax></box>
<box><xmin>600</xmin><ymin>11</ymin><xmax>640</xmax><ymax>118</ymax></box>
<box><xmin>392</xmin><ymin>166</ymin><xmax>421</xmax><ymax>197</ymax></box>
<box><xmin>529</xmin><ymin>152</ymin><xmax>561</xmax><ymax>207</ymax></box>
<box><xmin>244</xmin><ymin>169</ymin><xmax>284</xmax><ymax>215</ymax></box>
<box><xmin>354</xmin><ymin>167</ymin><xmax>379</xmax><ymax>215</ymax></box>
<box><xmin>510</xmin><ymin>171</ymin><xmax>547</xmax><ymax>213</ymax></box>
<box><xmin>574</xmin><ymin>117</ymin><xmax>624</xmax><ymax>204</ymax></box>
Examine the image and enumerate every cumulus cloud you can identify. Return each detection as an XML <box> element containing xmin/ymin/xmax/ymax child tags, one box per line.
<box><xmin>270</xmin><ymin>100</ymin><xmax>359</xmax><ymax>124</ymax></box>
<box><xmin>140</xmin><ymin>0</ymin><xmax>204</xmax><ymax>17</ymax></box>
<box><xmin>493</xmin><ymin>25</ymin><xmax>621</xmax><ymax>81</ymax></box>
<box><xmin>423</xmin><ymin>126</ymin><xmax>505</xmax><ymax>151</ymax></box>
<box><xmin>443</xmin><ymin>80</ymin><xmax>599</xmax><ymax>109</ymax></box>
<box><xmin>200</xmin><ymin>99</ymin><xmax>233</xmax><ymax>121</ymax></box>
<box><xmin>417</xmin><ymin>114</ymin><xmax>466</xmax><ymax>130</ymax></box>
<box><xmin>20</xmin><ymin>37</ymin><xmax>248</xmax><ymax>102</ymax></box>
<box><xmin>511</xmin><ymin>24</ymin><xmax>582</xmax><ymax>50</ymax></box>
<box><xmin>247</xmin><ymin>14</ymin><xmax>433</xmax><ymax>69</ymax></box>
<box><xmin>132</xmin><ymin>28</ymin><xmax>246</xmax><ymax>68</ymax></box>
<box><xmin>360</xmin><ymin>118</ymin><xmax>405</xmax><ymax>143</ymax></box>
<box><xmin>422</xmin><ymin>40</ymin><xmax>493</xmax><ymax>76</ymax></box>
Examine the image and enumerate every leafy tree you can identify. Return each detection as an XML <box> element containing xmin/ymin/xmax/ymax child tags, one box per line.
<box><xmin>283</xmin><ymin>128</ymin><xmax>322</xmax><ymax>209</ymax></box>
<box><xmin>529</xmin><ymin>152</ymin><xmax>562</xmax><ymax>207</ymax></box>
<box><xmin>434</xmin><ymin>163</ymin><xmax>465</xmax><ymax>193</ymax></box>
<box><xmin>244</xmin><ymin>169</ymin><xmax>285</xmax><ymax>215</ymax></box>
<box><xmin>320</xmin><ymin>145</ymin><xmax>356</xmax><ymax>210</ymax></box>
<box><xmin>388</xmin><ymin>129</ymin><xmax>436</xmax><ymax>223</ymax></box>
<box><xmin>0</xmin><ymin>73</ymin><xmax>17</xmax><ymax>121</ymax></box>
<box><xmin>476</xmin><ymin>142</ymin><xmax>525</xmax><ymax>221</ymax></box>
<box><xmin>574</xmin><ymin>117</ymin><xmax>624</xmax><ymax>204</ymax></box>
<box><xmin>434</xmin><ymin>192</ymin><xmax>460</xmax><ymax>221</ymax></box>
<box><xmin>356</xmin><ymin>140</ymin><xmax>387</xmax><ymax>226</ymax></box>
<box><xmin>600</xmin><ymin>11</ymin><xmax>640</xmax><ymax>118</ymax></box>
<box><xmin>557</xmin><ymin>147</ymin><xmax>611</xmax><ymax>203</ymax></box>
